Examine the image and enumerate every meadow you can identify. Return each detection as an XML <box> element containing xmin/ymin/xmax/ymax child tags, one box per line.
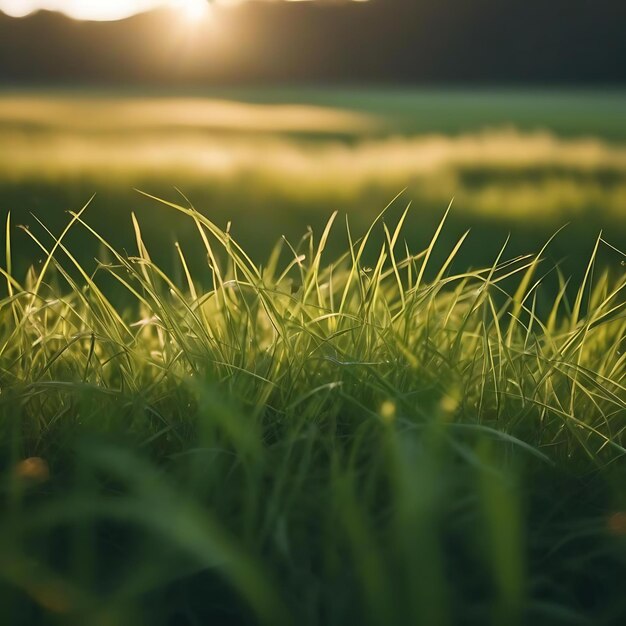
<box><xmin>1</xmin><ymin>88</ymin><xmax>625</xmax><ymax>276</ymax></box>
<box><xmin>0</xmin><ymin>89</ymin><xmax>625</xmax><ymax>625</ymax></box>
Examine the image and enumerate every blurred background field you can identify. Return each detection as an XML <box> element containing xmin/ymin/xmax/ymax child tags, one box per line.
<box><xmin>1</xmin><ymin>87</ymin><xmax>625</xmax><ymax>280</ymax></box>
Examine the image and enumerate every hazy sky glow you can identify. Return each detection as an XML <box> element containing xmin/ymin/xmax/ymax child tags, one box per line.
<box><xmin>0</xmin><ymin>0</ymin><xmax>215</xmax><ymax>20</ymax></box>
<box><xmin>0</xmin><ymin>0</ymin><xmax>348</xmax><ymax>21</ymax></box>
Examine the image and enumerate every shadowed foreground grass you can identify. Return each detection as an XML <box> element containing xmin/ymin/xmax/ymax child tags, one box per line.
<box><xmin>0</xmin><ymin>197</ymin><xmax>625</xmax><ymax>625</ymax></box>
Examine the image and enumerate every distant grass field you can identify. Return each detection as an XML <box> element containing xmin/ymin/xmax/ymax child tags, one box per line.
<box><xmin>1</xmin><ymin>88</ymin><xmax>625</xmax><ymax>279</ymax></box>
<box><xmin>0</xmin><ymin>202</ymin><xmax>624</xmax><ymax>625</ymax></box>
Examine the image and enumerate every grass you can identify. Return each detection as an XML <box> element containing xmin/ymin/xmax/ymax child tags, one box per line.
<box><xmin>1</xmin><ymin>89</ymin><xmax>626</xmax><ymax>277</ymax></box>
<box><xmin>7</xmin><ymin>87</ymin><xmax>623</xmax><ymax>139</ymax></box>
<box><xmin>0</xmin><ymin>195</ymin><xmax>625</xmax><ymax>625</ymax></box>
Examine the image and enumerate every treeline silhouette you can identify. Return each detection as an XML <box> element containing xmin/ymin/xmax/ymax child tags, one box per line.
<box><xmin>1</xmin><ymin>0</ymin><xmax>624</xmax><ymax>85</ymax></box>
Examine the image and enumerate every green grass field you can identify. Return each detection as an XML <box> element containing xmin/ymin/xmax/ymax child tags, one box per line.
<box><xmin>1</xmin><ymin>198</ymin><xmax>625</xmax><ymax>625</ymax></box>
<box><xmin>1</xmin><ymin>89</ymin><xmax>625</xmax><ymax>278</ymax></box>
<box><xmin>0</xmin><ymin>89</ymin><xmax>625</xmax><ymax>625</ymax></box>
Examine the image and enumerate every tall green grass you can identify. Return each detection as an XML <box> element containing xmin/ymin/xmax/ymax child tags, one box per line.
<box><xmin>0</xmin><ymin>196</ymin><xmax>625</xmax><ymax>625</ymax></box>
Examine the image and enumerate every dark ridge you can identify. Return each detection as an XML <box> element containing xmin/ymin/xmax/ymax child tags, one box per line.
<box><xmin>1</xmin><ymin>0</ymin><xmax>625</xmax><ymax>86</ymax></box>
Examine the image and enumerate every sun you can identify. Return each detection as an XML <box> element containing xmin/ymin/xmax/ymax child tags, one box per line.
<box><xmin>179</xmin><ymin>0</ymin><xmax>211</xmax><ymax>23</ymax></box>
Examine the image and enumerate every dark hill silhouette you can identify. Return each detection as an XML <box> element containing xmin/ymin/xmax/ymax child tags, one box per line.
<box><xmin>0</xmin><ymin>0</ymin><xmax>624</xmax><ymax>85</ymax></box>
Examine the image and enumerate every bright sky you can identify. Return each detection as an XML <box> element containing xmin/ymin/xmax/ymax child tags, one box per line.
<box><xmin>0</xmin><ymin>0</ymin><xmax>222</xmax><ymax>21</ymax></box>
<box><xmin>0</xmin><ymin>0</ymin><xmax>356</xmax><ymax>21</ymax></box>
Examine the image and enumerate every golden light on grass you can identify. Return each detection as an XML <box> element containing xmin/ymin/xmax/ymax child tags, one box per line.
<box><xmin>2</xmin><ymin>125</ymin><xmax>624</xmax><ymax>220</ymax></box>
<box><xmin>0</xmin><ymin>96</ymin><xmax>377</xmax><ymax>133</ymax></box>
<box><xmin>0</xmin><ymin>96</ymin><xmax>625</xmax><ymax>222</ymax></box>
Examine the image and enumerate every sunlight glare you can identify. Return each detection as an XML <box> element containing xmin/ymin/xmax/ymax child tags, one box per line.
<box><xmin>178</xmin><ymin>0</ymin><xmax>211</xmax><ymax>23</ymax></box>
<box><xmin>0</xmin><ymin>0</ymin><xmax>214</xmax><ymax>21</ymax></box>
